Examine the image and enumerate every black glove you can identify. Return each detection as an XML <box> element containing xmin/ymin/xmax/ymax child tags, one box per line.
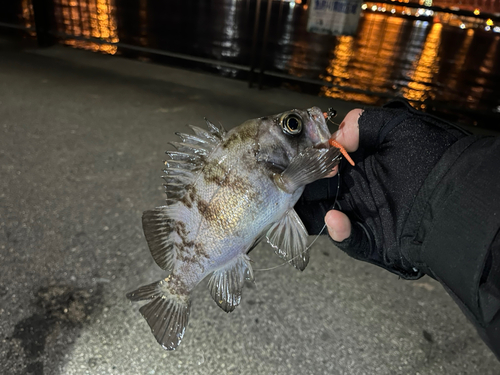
<box><xmin>295</xmin><ymin>99</ymin><xmax>469</xmax><ymax>279</ymax></box>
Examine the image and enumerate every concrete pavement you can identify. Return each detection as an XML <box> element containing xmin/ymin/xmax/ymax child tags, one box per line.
<box><xmin>0</xmin><ymin>35</ymin><xmax>499</xmax><ymax>374</ymax></box>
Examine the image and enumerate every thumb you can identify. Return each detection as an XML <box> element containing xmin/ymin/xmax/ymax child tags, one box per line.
<box><xmin>325</xmin><ymin>210</ymin><xmax>351</xmax><ymax>242</ymax></box>
<box><xmin>331</xmin><ymin>109</ymin><xmax>362</xmax><ymax>153</ymax></box>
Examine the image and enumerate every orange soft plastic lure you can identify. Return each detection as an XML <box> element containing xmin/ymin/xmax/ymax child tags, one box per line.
<box><xmin>329</xmin><ymin>139</ymin><xmax>355</xmax><ymax>166</ymax></box>
<box><xmin>323</xmin><ymin>111</ymin><xmax>355</xmax><ymax>166</ymax></box>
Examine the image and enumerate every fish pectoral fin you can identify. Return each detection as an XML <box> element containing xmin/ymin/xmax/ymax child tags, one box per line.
<box><xmin>274</xmin><ymin>147</ymin><xmax>341</xmax><ymax>193</ymax></box>
<box><xmin>126</xmin><ymin>278</ymin><xmax>191</xmax><ymax>350</ymax></box>
<box><xmin>208</xmin><ymin>254</ymin><xmax>254</xmax><ymax>313</ymax></box>
<box><xmin>266</xmin><ymin>209</ymin><xmax>309</xmax><ymax>271</ymax></box>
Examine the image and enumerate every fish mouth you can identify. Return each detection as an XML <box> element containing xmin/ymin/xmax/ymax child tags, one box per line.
<box><xmin>306</xmin><ymin>107</ymin><xmax>331</xmax><ymax>149</ymax></box>
<box><xmin>306</xmin><ymin>107</ymin><xmax>324</xmax><ymax>122</ymax></box>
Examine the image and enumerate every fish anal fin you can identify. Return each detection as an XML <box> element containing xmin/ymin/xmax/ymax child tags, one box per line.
<box><xmin>208</xmin><ymin>255</ymin><xmax>254</xmax><ymax>313</ymax></box>
<box><xmin>266</xmin><ymin>209</ymin><xmax>309</xmax><ymax>271</ymax></box>
<box><xmin>127</xmin><ymin>278</ymin><xmax>191</xmax><ymax>350</ymax></box>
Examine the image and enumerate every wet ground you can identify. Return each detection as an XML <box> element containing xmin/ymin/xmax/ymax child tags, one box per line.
<box><xmin>1</xmin><ymin>36</ymin><xmax>499</xmax><ymax>374</ymax></box>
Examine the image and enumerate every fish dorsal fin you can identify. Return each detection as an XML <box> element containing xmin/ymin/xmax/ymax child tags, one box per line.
<box><xmin>208</xmin><ymin>254</ymin><xmax>254</xmax><ymax>312</ymax></box>
<box><xmin>203</xmin><ymin>118</ymin><xmax>226</xmax><ymax>139</ymax></box>
<box><xmin>144</xmin><ymin>119</ymin><xmax>225</xmax><ymax>271</ymax></box>
<box><xmin>163</xmin><ymin>119</ymin><xmax>225</xmax><ymax>203</ymax></box>
<box><xmin>266</xmin><ymin>209</ymin><xmax>309</xmax><ymax>271</ymax></box>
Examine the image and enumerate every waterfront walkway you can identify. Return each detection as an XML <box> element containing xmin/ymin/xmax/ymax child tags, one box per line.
<box><xmin>1</xmin><ymin>35</ymin><xmax>498</xmax><ymax>374</ymax></box>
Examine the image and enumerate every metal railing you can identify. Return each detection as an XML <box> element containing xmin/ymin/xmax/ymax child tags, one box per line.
<box><xmin>2</xmin><ymin>0</ymin><xmax>498</xmax><ymax>80</ymax></box>
<box><xmin>2</xmin><ymin>0</ymin><xmax>500</xmax><ymax>125</ymax></box>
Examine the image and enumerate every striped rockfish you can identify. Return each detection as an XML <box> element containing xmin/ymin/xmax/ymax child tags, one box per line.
<box><xmin>127</xmin><ymin>107</ymin><xmax>341</xmax><ymax>350</ymax></box>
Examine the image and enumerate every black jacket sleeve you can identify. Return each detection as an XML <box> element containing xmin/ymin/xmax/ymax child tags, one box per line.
<box><xmin>295</xmin><ymin>99</ymin><xmax>500</xmax><ymax>359</ymax></box>
<box><xmin>400</xmin><ymin>135</ymin><xmax>500</xmax><ymax>359</ymax></box>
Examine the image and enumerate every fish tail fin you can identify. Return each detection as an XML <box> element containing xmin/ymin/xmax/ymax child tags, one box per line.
<box><xmin>126</xmin><ymin>278</ymin><xmax>191</xmax><ymax>350</ymax></box>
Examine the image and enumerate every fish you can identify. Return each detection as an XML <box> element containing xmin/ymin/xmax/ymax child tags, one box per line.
<box><xmin>127</xmin><ymin>107</ymin><xmax>342</xmax><ymax>350</ymax></box>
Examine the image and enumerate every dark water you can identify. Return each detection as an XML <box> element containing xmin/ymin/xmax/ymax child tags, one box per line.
<box><xmin>5</xmin><ymin>0</ymin><xmax>500</xmax><ymax>126</ymax></box>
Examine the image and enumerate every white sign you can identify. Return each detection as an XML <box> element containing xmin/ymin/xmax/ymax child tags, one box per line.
<box><xmin>307</xmin><ymin>0</ymin><xmax>363</xmax><ymax>36</ymax></box>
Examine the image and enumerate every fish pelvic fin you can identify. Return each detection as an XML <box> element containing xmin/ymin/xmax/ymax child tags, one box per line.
<box><xmin>274</xmin><ymin>147</ymin><xmax>341</xmax><ymax>193</ymax></box>
<box><xmin>266</xmin><ymin>208</ymin><xmax>309</xmax><ymax>271</ymax></box>
<box><xmin>126</xmin><ymin>278</ymin><xmax>191</xmax><ymax>350</ymax></box>
<box><xmin>208</xmin><ymin>254</ymin><xmax>254</xmax><ymax>313</ymax></box>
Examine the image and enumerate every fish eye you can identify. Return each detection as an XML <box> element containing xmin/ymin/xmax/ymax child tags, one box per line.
<box><xmin>280</xmin><ymin>114</ymin><xmax>303</xmax><ymax>136</ymax></box>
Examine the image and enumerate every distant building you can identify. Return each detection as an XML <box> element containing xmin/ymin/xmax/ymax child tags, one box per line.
<box><xmin>420</xmin><ymin>0</ymin><xmax>500</xmax><ymax>13</ymax></box>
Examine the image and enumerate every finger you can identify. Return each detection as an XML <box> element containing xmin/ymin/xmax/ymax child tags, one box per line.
<box><xmin>325</xmin><ymin>209</ymin><xmax>351</xmax><ymax>242</ymax></box>
<box><xmin>331</xmin><ymin>109</ymin><xmax>363</xmax><ymax>152</ymax></box>
<box><xmin>323</xmin><ymin>165</ymin><xmax>338</xmax><ymax>179</ymax></box>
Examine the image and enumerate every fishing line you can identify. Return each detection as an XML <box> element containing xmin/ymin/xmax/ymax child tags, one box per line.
<box><xmin>255</xmin><ymin>108</ymin><xmax>343</xmax><ymax>272</ymax></box>
<box><xmin>255</xmin><ymin>167</ymin><xmax>342</xmax><ymax>272</ymax></box>
<box><xmin>326</xmin><ymin>107</ymin><xmax>341</xmax><ymax>128</ymax></box>
<box><xmin>327</xmin><ymin>119</ymin><xmax>341</xmax><ymax>127</ymax></box>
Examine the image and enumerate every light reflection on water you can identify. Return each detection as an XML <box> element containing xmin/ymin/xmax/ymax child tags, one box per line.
<box><xmin>220</xmin><ymin>0</ymin><xmax>240</xmax><ymax>58</ymax></box>
<box><xmin>20</xmin><ymin>0</ymin><xmax>35</xmax><ymax>34</ymax></box>
<box><xmin>18</xmin><ymin>0</ymin><xmax>500</xmax><ymax>121</ymax></box>
<box><xmin>401</xmin><ymin>22</ymin><xmax>442</xmax><ymax>102</ymax></box>
<box><xmin>320</xmin><ymin>14</ymin><xmax>408</xmax><ymax>104</ymax></box>
<box><xmin>272</xmin><ymin>5</ymin><xmax>500</xmax><ymax>118</ymax></box>
<box><xmin>54</xmin><ymin>0</ymin><xmax>118</xmax><ymax>54</ymax></box>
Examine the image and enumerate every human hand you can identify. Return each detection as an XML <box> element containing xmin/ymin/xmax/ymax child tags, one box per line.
<box><xmin>322</xmin><ymin>100</ymin><xmax>467</xmax><ymax>277</ymax></box>
<box><xmin>324</xmin><ymin>108</ymin><xmax>362</xmax><ymax>242</ymax></box>
<box><xmin>314</xmin><ymin>101</ymin><xmax>500</xmax><ymax>359</ymax></box>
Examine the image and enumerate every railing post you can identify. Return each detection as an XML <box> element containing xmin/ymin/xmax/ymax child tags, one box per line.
<box><xmin>258</xmin><ymin>0</ymin><xmax>273</xmax><ymax>90</ymax></box>
<box><xmin>248</xmin><ymin>0</ymin><xmax>262</xmax><ymax>88</ymax></box>
<box><xmin>31</xmin><ymin>0</ymin><xmax>55</xmax><ymax>47</ymax></box>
